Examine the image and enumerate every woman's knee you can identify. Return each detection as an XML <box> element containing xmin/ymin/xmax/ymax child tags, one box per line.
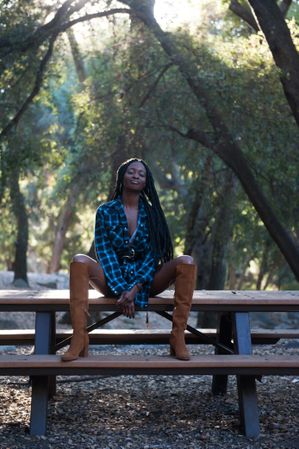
<box><xmin>175</xmin><ymin>255</ymin><xmax>194</xmax><ymax>265</ymax></box>
<box><xmin>71</xmin><ymin>254</ymin><xmax>90</xmax><ymax>264</ymax></box>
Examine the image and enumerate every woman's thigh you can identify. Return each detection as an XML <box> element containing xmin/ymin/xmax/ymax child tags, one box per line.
<box><xmin>72</xmin><ymin>254</ymin><xmax>110</xmax><ymax>296</ymax></box>
<box><xmin>150</xmin><ymin>255</ymin><xmax>193</xmax><ymax>296</ymax></box>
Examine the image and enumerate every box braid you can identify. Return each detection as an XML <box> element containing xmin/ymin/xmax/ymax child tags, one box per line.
<box><xmin>111</xmin><ymin>158</ymin><xmax>173</xmax><ymax>265</ymax></box>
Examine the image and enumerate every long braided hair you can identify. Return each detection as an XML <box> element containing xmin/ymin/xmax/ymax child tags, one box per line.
<box><xmin>111</xmin><ymin>158</ymin><xmax>173</xmax><ymax>264</ymax></box>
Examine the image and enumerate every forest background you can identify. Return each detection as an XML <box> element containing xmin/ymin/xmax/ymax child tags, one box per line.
<box><xmin>1</xmin><ymin>0</ymin><xmax>299</xmax><ymax>295</ymax></box>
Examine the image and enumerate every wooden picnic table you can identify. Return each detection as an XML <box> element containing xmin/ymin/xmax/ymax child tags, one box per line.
<box><xmin>0</xmin><ymin>289</ymin><xmax>298</xmax><ymax>438</ymax></box>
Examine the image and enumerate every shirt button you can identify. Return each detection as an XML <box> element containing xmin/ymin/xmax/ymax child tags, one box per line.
<box><xmin>130</xmin><ymin>270</ymin><xmax>134</xmax><ymax>275</ymax></box>
<box><xmin>124</xmin><ymin>240</ymin><xmax>129</xmax><ymax>244</ymax></box>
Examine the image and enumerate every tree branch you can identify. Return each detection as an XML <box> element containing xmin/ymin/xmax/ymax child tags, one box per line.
<box><xmin>168</xmin><ymin>125</ymin><xmax>214</xmax><ymax>149</ymax></box>
<box><xmin>248</xmin><ymin>0</ymin><xmax>299</xmax><ymax>127</ymax></box>
<box><xmin>0</xmin><ymin>7</ymin><xmax>131</xmax><ymax>140</ymax></box>
<box><xmin>0</xmin><ymin>35</ymin><xmax>56</xmax><ymax>139</ymax></box>
<box><xmin>229</xmin><ymin>0</ymin><xmax>259</xmax><ymax>31</ymax></box>
<box><xmin>279</xmin><ymin>0</ymin><xmax>292</xmax><ymax>17</ymax></box>
<box><xmin>59</xmin><ymin>8</ymin><xmax>131</xmax><ymax>32</ymax></box>
<box><xmin>0</xmin><ymin>0</ymin><xmax>77</xmax><ymax>56</ymax></box>
<box><xmin>0</xmin><ymin>3</ymin><xmax>130</xmax><ymax>58</ymax></box>
<box><xmin>139</xmin><ymin>62</ymin><xmax>173</xmax><ymax>107</ymax></box>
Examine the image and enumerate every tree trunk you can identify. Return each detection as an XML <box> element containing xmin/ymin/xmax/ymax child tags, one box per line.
<box><xmin>9</xmin><ymin>166</ymin><xmax>29</xmax><ymax>285</ymax></box>
<box><xmin>67</xmin><ymin>28</ymin><xmax>87</xmax><ymax>83</ymax></box>
<box><xmin>248</xmin><ymin>0</ymin><xmax>299</xmax><ymax>126</ymax></box>
<box><xmin>198</xmin><ymin>171</ymin><xmax>236</xmax><ymax>328</ymax></box>
<box><xmin>48</xmin><ymin>181</ymin><xmax>81</xmax><ymax>273</ymax></box>
<box><xmin>49</xmin><ymin>29</ymin><xmax>88</xmax><ymax>273</ymax></box>
<box><xmin>184</xmin><ymin>155</ymin><xmax>213</xmax><ymax>289</ymax></box>
<box><xmin>229</xmin><ymin>0</ymin><xmax>292</xmax><ymax>31</ymax></box>
<box><xmin>122</xmin><ymin>0</ymin><xmax>299</xmax><ymax>281</ymax></box>
<box><xmin>185</xmin><ymin>157</ymin><xmax>211</xmax><ymax>254</ymax></box>
<box><xmin>207</xmin><ymin>171</ymin><xmax>237</xmax><ymax>290</ymax></box>
<box><xmin>210</xmin><ymin>137</ymin><xmax>299</xmax><ymax>281</ymax></box>
<box><xmin>255</xmin><ymin>241</ymin><xmax>271</xmax><ymax>289</ymax></box>
<box><xmin>227</xmin><ymin>264</ymin><xmax>238</xmax><ymax>290</ymax></box>
<box><xmin>108</xmin><ymin>135</ymin><xmax>130</xmax><ymax>199</ymax></box>
<box><xmin>279</xmin><ymin>0</ymin><xmax>292</xmax><ymax>17</ymax></box>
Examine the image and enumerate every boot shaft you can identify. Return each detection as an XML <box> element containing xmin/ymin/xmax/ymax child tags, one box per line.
<box><xmin>69</xmin><ymin>261</ymin><xmax>90</xmax><ymax>330</ymax></box>
<box><xmin>174</xmin><ymin>263</ymin><xmax>197</xmax><ymax>306</ymax></box>
<box><xmin>170</xmin><ymin>263</ymin><xmax>197</xmax><ymax>360</ymax></box>
<box><xmin>70</xmin><ymin>261</ymin><xmax>89</xmax><ymax>295</ymax></box>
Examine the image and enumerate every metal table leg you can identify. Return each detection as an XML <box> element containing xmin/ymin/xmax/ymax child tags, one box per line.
<box><xmin>233</xmin><ymin>312</ymin><xmax>260</xmax><ymax>438</ymax></box>
<box><xmin>212</xmin><ymin>312</ymin><xmax>233</xmax><ymax>395</ymax></box>
<box><xmin>30</xmin><ymin>311</ymin><xmax>55</xmax><ymax>435</ymax></box>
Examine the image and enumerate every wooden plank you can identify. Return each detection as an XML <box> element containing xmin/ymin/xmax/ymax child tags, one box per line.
<box><xmin>0</xmin><ymin>289</ymin><xmax>298</xmax><ymax>302</ymax></box>
<box><xmin>0</xmin><ymin>290</ymin><xmax>298</xmax><ymax>312</ymax></box>
<box><xmin>251</xmin><ymin>328</ymin><xmax>299</xmax><ymax>339</ymax></box>
<box><xmin>0</xmin><ymin>354</ymin><xmax>298</xmax><ymax>376</ymax></box>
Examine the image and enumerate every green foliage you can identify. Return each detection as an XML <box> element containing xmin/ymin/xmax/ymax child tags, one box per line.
<box><xmin>0</xmin><ymin>0</ymin><xmax>298</xmax><ymax>288</ymax></box>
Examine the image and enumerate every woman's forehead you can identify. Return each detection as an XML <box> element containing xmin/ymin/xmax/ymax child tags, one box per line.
<box><xmin>127</xmin><ymin>161</ymin><xmax>146</xmax><ymax>171</ymax></box>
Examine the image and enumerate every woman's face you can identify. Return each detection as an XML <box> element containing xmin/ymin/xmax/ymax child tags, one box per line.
<box><xmin>123</xmin><ymin>161</ymin><xmax>146</xmax><ymax>193</ymax></box>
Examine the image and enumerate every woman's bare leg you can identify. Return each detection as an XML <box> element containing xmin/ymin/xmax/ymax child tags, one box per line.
<box><xmin>72</xmin><ymin>254</ymin><xmax>110</xmax><ymax>295</ymax></box>
<box><xmin>150</xmin><ymin>255</ymin><xmax>194</xmax><ymax>295</ymax></box>
<box><xmin>72</xmin><ymin>254</ymin><xmax>194</xmax><ymax>297</ymax></box>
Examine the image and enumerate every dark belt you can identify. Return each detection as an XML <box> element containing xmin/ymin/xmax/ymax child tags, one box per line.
<box><xmin>117</xmin><ymin>247</ymin><xmax>143</xmax><ymax>261</ymax></box>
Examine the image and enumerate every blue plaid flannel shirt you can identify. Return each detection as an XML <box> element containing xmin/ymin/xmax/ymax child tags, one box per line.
<box><xmin>94</xmin><ymin>197</ymin><xmax>157</xmax><ymax>308</ymax></box>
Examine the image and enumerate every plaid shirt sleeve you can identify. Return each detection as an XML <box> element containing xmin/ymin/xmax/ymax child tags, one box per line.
<box><xmin>94</xmin><ymin>207</ymin><xmax>129</xmax><ymax>295</ymax></box>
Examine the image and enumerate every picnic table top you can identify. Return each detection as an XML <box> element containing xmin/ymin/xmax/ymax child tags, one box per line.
<box><xmin>0</xmin><ymin>289</ymin><xmax>298</xmax><ymax>312</ymax></box>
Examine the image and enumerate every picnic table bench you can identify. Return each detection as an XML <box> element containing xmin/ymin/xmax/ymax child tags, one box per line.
<box><xmin>0</xmin><ymin>289</ymin><xmax>298</xmax><ymax>439</ymax></box>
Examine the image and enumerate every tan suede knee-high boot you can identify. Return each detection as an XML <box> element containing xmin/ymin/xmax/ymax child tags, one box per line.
<box><xmin>61</xmin><ymin>262</ymin><xmax>89</xmax><ymax>362</ymax></box>
<box><xmin>169</xmin><ymin>263</ymin><xmax>197</xmax><ymax>361</ymax></box>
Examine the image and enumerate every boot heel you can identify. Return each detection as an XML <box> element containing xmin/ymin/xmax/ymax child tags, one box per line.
<box><xmin>79</xmin><ymin>346</ymin><xmax>88</xmax><ymax>357</ymax></box>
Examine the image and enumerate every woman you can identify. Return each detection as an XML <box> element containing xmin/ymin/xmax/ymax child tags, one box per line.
<box><xmin>61</xmin><ymin>158</ymin><xmax>197</xmax><ymax>362</ymax></box>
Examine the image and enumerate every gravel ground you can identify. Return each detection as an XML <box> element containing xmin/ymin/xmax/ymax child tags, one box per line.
<box><xmin>0</xmin><ymin>272</ymin><xmax>298</xmax><ymax>448</ymax></box>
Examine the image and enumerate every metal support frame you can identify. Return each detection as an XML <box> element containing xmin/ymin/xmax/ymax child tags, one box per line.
<box><xmin>233</xmin><ymin>312</ymin><xmax>260</xmax><ymax>438</ymax></box>
<box><xmin>30</xmin><ymin>376</ymin><xmax>50</xmax><ymax>436</ymax></box>
<box><xmin>156</xmin><ymin>310</ymin><xmax>234</xmax><ymax>354</ymax></box>
<box><xmin>55</xmin><ymin>311</ymin><xmax>122</xmax><ymax>351</ymax></box>
<box><xmin>30</xmin><ymin>311</ymin><xmax>55</xmax><ymax>435</ymax></box>
<box><xmin>212</xmin><ymin>312</ymin><xmax>234</xmax><ymax>395</ymax></box>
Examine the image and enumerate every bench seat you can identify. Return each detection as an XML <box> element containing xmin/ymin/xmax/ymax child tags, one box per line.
<box><xmin>0</xmin><ymin>354</ymin><xmax>299</xmax><ymax>376</ymax></box>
